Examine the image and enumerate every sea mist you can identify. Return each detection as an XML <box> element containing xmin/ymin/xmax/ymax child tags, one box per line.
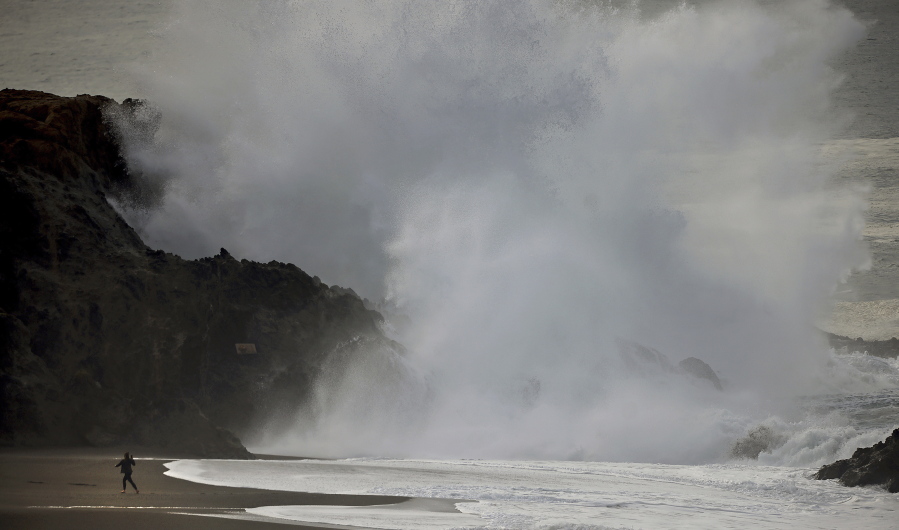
<box><xmin>115</xmin><ymin>0</ymin><xmax>869</xmax><ymax>463</ymax></box>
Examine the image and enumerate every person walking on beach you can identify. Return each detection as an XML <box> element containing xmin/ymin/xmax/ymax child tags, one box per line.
<box><xmin>115</xmin><ymin>452</ymin><xmax>139</xmax><ymax>493</ymax></box>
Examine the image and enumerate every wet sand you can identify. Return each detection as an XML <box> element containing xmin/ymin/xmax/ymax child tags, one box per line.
<box><xmin>0</xmin><ymin>447</ymin><xmax>408</xmax><ymax>529</ymax></box>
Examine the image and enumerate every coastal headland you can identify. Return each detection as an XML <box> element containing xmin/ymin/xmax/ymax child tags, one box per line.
<box><xmin>0</xmin><ymin>89</ymin><xmax>397</xmax><ymax>457</ymax></box>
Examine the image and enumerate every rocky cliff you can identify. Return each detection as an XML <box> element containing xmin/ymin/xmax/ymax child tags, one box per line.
<box><xmin>0</xmin><ymin>89</ymin><xmax>398</xmax><ymax>457</ymax></box>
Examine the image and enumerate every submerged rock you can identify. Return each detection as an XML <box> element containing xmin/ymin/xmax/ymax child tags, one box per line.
<box><xmin>815</xmin><ymin>428</ymin><xmax>899</xmax><ymax>493</ymax></box>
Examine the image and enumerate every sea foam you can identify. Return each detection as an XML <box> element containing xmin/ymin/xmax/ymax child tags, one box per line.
<box><xmin>165</xmin><ymin>457</ymin><xmax>899</xmax><ymax>529</ymax></box>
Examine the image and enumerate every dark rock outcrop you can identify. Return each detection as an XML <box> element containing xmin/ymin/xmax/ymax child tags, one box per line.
<box><xmin>616</xmin><ymin>338</ymin><xmax>676</xmax><ymax>375</ymax></box>
<box><xmin>616</xmin><ymin>338</ymin><xmax>723</xmax><ymax>391</ymax></box>
<box><xmin>730</xmin><ymin>425</ymin><xmax>785</xmax><ymax>459</ymax></box>
<box><xmin>815</xmin><ymin>428</ymin><xmax>899</xmax><ymax>493</ymax></box>
<box><xmin>678</xmin><ymin>357</ymin><xmax>723</xmax><ymax>391</ymax></box>
<box><xmin>826</xmin><ymin>332</ymin><xmax>899</xmax><ymax>359</ymax></box>
<box><xmin>0</xmin><ymin>90</ymin><xmax>397</xmax><ymax>457</ymax></box>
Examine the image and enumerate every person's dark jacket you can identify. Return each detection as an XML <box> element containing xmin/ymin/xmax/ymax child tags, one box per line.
<box><xmin>115</xmin><ymin>457</ymin><xmax>136</xmax><ymax>474</ymax></box>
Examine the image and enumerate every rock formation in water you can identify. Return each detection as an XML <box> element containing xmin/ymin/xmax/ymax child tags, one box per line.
<box><xmin>730</xmin><ymin>425</ymin><xmax>785</xmax><ymax>460</ymax></box>
<box><xmin>615</xmin><ymin>338</ymin><xmax>723</xmax><ymax>391</ymax></box>
<box><xmin>826</xmin><ymin>332</ymin><xmax>899</xmax><ymax>359</ymax></box>
<box><xmin>815</xmin><ymin>428</ymin><xmax>899</xmax><ymax>493</ymax></box>
<box><xmin>0</xmin><ymin>89</ymin><xmax>397</xmax><ymax>457</ymax></box>
<box><xmin>677</xmin><ymin>357</ymin><xmax>723</xmax><ymax>391</ymax></box>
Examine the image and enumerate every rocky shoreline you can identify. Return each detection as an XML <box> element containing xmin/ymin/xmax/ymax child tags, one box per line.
<box><xmin>825</xmin><ymin>332</ymin><xmax>899</xmax><ymax>359</ymax></box>
<box><xmin>0</xmin><ymin>89</ymin><xmax>398</xmax><ymax>457</ymax></box>
<box><xmin>815</xmin><ymin>428</ymin><xmax>899</xmax><ymax>493</ymax></box>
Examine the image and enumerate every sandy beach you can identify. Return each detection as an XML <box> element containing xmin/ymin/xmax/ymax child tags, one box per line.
<box><xmin>0</xmin><ymin>448</ymin><xmax>408</xmax><ymax>529</ymax></box>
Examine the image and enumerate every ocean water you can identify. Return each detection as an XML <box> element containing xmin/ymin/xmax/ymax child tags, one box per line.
<box><xmin>164</xmin><ymin>452</ymin><xmax>899</xmax><ymax>529</ymax></box>
<box><xmin>161</xmin><ymin>352</ymin><xmax>899</xmax><ymax>529</ymax></box>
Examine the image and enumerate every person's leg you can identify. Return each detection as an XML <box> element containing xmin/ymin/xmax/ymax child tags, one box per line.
<box><xmin>121</xmin><ymin>475</ymin><xmax>127</xmax><ymax>492</ymax></box>
<box><xmin>125</xmin><ymin>473</ymin><xmax>139</xmax><ymax>492</ymax></box>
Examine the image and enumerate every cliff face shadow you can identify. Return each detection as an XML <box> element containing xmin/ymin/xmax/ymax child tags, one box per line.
<box><xmin>0</xmin><ymin>89</ymin><xmax>393</xmax><ymax>456</ymax></box>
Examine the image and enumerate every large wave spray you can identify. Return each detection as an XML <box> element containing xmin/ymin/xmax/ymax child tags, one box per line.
<box><xmin>116</xmin><ymin>0</ymin><xmax>872</xmax><ymax>463</ymax></box>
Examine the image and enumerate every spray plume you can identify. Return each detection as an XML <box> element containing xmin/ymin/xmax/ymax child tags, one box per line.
<box><xmin>115</xmin><ymin>0</ymin><xmax>868</xmax><ymax>462</ymax></box>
